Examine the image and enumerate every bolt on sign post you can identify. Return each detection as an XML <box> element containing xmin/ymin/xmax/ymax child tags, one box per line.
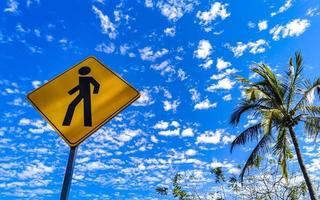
<box><xmin>27</xmin><ymin>57</ymin><xmax>140</xmax><ymax>200</ymax></box>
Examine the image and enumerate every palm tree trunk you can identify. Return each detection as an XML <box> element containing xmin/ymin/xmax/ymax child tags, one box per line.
<box><xmin>288</xmin><ymin>127</ymin><xmax>318</xmax><ymax>200</ymax></box>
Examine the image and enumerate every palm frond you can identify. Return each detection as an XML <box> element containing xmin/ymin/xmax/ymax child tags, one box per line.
<box><xmin>244</xmin><ymin>87</ymin><xmax>273</xmax><ymax>103</ymax></box>
<box><xmin>230</xmin><ymin>101</ymin><xmax>271</xmax><ymax>125</ymax></box>
<box><xmin>251</xmin><ymin>64</ymin><xmax>285</xmax><ymax>106</ymax></box>
<box><xmin>230</xmin><ymin>123</ymin><xmax>262</xmax><ymax>153</ymax></box>
<box><xmin>273</xmin><ymin>127</ymin><xmax>292</xmax><ymax>182</ymax></box>
<box><xmin>301</xmin><ymin>105</ymin><xmax>320</xmax><ymax>116</ymax></box>
<box><xmin>294</xmin><ymin>78</ymin><xmax>320</xmax><ymax>112</ymax></box>
<box><xmin>280</xmin><ymin>155</ymin><xmax>289</xmax><ymax>183</ymax></box>
<box><xmin>304</xmin><ymin>116</ymin><xmax>320</xmax><ymax>138</ymax></box>
<box><xmin>260</xmin><ymin>109</ymin><xmax>282</xmax><ymax>135</ymax></box>
<box><xmin>236</xmin><ymin>75</ymin><xmax>252</xmax><ymax>85</ymax></box>
<box><xmin>285</xmin><ymin>52</ymin><xmax>304</xmax><ymax>111</ymax></box>
<box><xmin>295</xmin><ymin>52</ymin><xmax>303</xmax><ymax>75</ymax></box>
<box><xmin>239</xmin><ymin>134</ymin><xmax>272</xmax><ymax>182</ymax></box>
<box><xmin>230</xmin><ymin>102</ymin><xmax>259</xmax><ymax>125</ymax></box>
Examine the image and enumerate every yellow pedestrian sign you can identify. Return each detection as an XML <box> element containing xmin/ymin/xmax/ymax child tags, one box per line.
<box><xmin>27</xmin><ymin>56</ymin><xmax>140</xmax><ymax>147</ymax></box>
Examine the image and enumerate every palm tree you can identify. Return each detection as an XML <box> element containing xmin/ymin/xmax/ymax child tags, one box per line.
<box><xmin>230</xmin><ymin>52</ymin><xmax>319</xmax><ymax>200</ymax></box>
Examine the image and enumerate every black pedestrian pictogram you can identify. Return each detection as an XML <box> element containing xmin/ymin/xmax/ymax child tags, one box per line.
<box><xmin>63</xmin><ymin>66</ymin><xmax>100</xmax><ymax>127</ymax></box>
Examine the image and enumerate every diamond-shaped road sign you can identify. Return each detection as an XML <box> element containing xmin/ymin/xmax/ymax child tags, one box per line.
<box><xmin>27</xmin><ymin>57</ymin><xmax>140</xmax><ymax>147</ymax></box>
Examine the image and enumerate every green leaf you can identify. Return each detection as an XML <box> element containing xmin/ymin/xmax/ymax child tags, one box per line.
<box><xmin>304</xmin><ymin>116</ymin><xmax>320</xmax><ymax>138</ymax></box>
<box><xmin>230</xmin><ymin>123</ymin><xmax>262</xmax><ymax>153</ymax></box>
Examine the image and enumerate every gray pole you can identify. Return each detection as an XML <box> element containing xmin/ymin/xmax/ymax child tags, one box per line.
<box><xmin>60</xmin><ymin>146</ymin><xmax>78</xmax><ymax>200</ymax></box>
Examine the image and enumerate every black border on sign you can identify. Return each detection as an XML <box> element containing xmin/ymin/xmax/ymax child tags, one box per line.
<box><xmin>27</xmin><ymin>56</ymin><xmax>140</xmax><ymax>147</ymax></box>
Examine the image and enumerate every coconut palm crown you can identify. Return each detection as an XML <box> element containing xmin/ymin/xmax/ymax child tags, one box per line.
<box><xmin>230</xmin><ymin>52</ymin><xmax>319</xmax><ymax>200</ymax></box>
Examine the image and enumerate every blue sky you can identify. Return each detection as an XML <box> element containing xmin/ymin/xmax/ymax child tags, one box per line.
<box><xmin>1</xmin><ymin>0</ymin><xmax>320</xmax><ymax>199</ymax></box>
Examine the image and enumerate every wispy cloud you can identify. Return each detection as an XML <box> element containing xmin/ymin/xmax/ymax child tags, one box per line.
<box><xmin>155</xmin><ymin>0</ymin><xmax>196</xmax><ymax>21</ymax></box>
<box><xmin>92</xmin><ymin>6</ymin><xmax>117</xmax><ymax>39</ymax></box>
<box><xmin>270</xmin><ymin>19</ymin><xmax>310</xmax><ymax>41</ymax></box>
<box><xmin>197</xmin><ymin>2</ymin><xmax>230</xmax><ymax>32</ymax></box>
<box><xmin>225</xmin><ymin>39</ymin><xmax>269</xmax><ymax>57</ymax></box>
<box><xmin>207</xmin><ymin>77</ymin><xmax>236</xmax><ymax>91</ymax></box>
<box><xmin>139</xmin><ymin>47</ymin><xmax>168</xmax><ymax>61</ymax></box>
<box><xmin>194</xmin><ymin>99</ymin><xmax>217</xmax><ymax>110</ymax></box>
<box><xmin>95</xmin><ymin>42</ymin><xmax>115</xmax><ymax>54</ymax></box>
<box><xmin>4</xmin><ymin>0</ymin><xmax>19</xmax><ymax>13</ymax></box>
<box><xmin>258</xmin><ymin>20</ymin><xmax>268</xmax><ymax>31</ymax></box>
<box><xmin>271</xmin><ymin>0</ymin><xmax>293</xmax><ymax>17</ymax></box>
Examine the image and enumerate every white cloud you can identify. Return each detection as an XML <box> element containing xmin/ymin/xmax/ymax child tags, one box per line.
<box><xmin>4</xmin><ymin>87</ymin><xmax>20</xmax><ymax>94</ymax></box>
<box><xmin>194</xmin><ymin>40</ymin><xmax>212</xmax><ymax>59</ymax></box>
<box><xmin>145</xmin><ymin>0</ymin><xmax>153</xmax><ymax>8</ymax></box>
<box><xmin>306</xmin><ymin>8</ymin><xmax>320</xmax><ymax>17</ymax></box>
<box><xmin>85</xmin><ymin>161</ymin><xmax>107</xmax><ymax>171</ymax></box>
<box><xmin>196</xmin><ymin>129</ymin><xmax>224</xmax><ymax>144</ymax></box>
<box><xmin>113</xmin><ymin>10</ymin><xmax>122</xmax><ymax>22</ymax></box>
<box><xmin>226</xmin><ymin>39</ymin><xmax>268</xmax><ymax>57</ymax></box>
<box><xmin>196</xmin><ymin>2</ymin><xmax>230</xmax><ymax>26</ymax></box>
<box><xmin>119</xmin><ymin>44</ymin><xmax>129</xmax><ymax>55</ymax></box>
<box><xmin>207</xmin><ymin>77</ymin><xmax>236</xmax><ymax>91</ymax></box>
<box><xmin>194</xmin><ymin>99</ymin><xmax>217</xmax><ymax>110</ymax></box>
<box><xmin>4</xmin><ymin>0</ymin><xmax>19</xmax><ymax>13</ymax></box>
<box><xmin>133</xmin><ymin>89</ymin><xmax>154</xmax><ymax>106</ymax></box>
<box><xmin>307</xmin><ymin>158</ymin><xmax>320</xmax><ymax>173</ymax></box>
<box><xmin>58</xmin><ymin>38</ymin><xmax>74</xmax><ymax>51</ymax></box>
<box><xmin>171</xmin><ymin>121</ymin><xmax>180</xmax><ymax>128</ymax></box>
<box><xmin>226</xmin><ymin>42</ymin><xmax>248</xmax><ymax>57</ymax></box>
<box><xmin>150</xmin><ymin>60</ymin><xmax>175</xmax><ymax>76</ymax></box>
<box><xmin>8</xmin><ymin>97</ymin><xmax>28</xmax><ymax>107</ymax></box>
<box><xmin>210</xmin><ymin>68</ymin><xmax>238</xmax><ymax>80</ymax></box>
<box><xmin>181</xmin><ymin>128</ymin><xmax>194</xmax><ymax>137</ymax></box>
<box><xmin>150</xmin><ymin>135</ymin><xmax>159</xmax><ymax>143</ymax></box>
<box><xmin>159</xmin><ymin>128</ymin><xmax>180</xmax><ymax>136</ymax></box>
<box><xmin>138</xmin><ymin>163</ymin><xmax>146</xmax><ymax>171</ymax></box>
<box><xmin>210</xmin><ymin>161</ymin><xmax>240</xmax><ymax>174</ymax></box>
<box><xmin>185</xmin><ymin>149</ymin><xmax>197</xmax><ymax>156</ymax></box>
<box><xmin>222</xmin><ymin>135</ymin><xmax>236</xmax><ymax>144</ymax></box>
<box><xmin>247</xmin><ymin>39</ymin><xmax>269</xmax><ymax>54</ymax></box>
<box><xmin>29</xmin><ymin>45</ymin><xmax>42</xmax><ymax>54</ymax></box>
<box><xmin>156</xmin><ymin>0</ymin><xmax>195</xmax><ymax>21</ymax></box>
<box><xmin>269</xmin><ymin>19</ymin><xmax>310</xmax><ymax>41</ymax></box>
<box><xmin>154</xmin><ymin>120</ymin><xmax>180</xmax><ymax>138</ymax></box>
<box><xmin>19</xmin><ymin>118</ymin><xmax>32</xmax><ymax>126</ymax></box>
<box><xmin>139</xmin><ymin>47</ymin><xmax>168</xmax><ymax>61</ymax></box>
<box><xmin>200</xmin><ymin>59</ymin><xmax>213</xmax><ymax>69</ymax></box>
<box><xmin>95</xmin><ymin>42</ymin><xmax>115</xmax><ymax>54</ymax></box>
<box><xmin>117</xmin><ymin>129</ymin><xmax>141</xmax><ymax>142</ymax></box>
<box><xmin>27</xmin><ymin>0</ymin><xmax>40</xmax><ymax>7</ymax></box>
<box><xmin>92</xmin><ymin>6</ymin><xmax>117</xmax><ymax>39</ymax></box>
<box><xmin>153</xmin><ymin>121</ymin><xmax>169</xmax><ymax>130</ymax></box>
<box><xmin>216</xmin><ymin>58</ymin><xmax>231</xmax><ymax>71</ymax></box>
<box><xmin>31</xmin><ymin>80</ymin><xmax>42</xmax><ymax>89</ymax></box>
<box><xmin>46</xmin><ymin>35</ymin><xmax>54</xmax><ymax>42</ymax></box>
<box><xmin>271</xmin><ymin>0</ymin><xmax>292</xmax><ymax>17</ymax></box>
<box><xmin>34</xmin><ymin>29</ymin><xmax>41</xmax><ymax>37</ymax></box>
<box><xmin>258</xmin><ymin>20</ymin><xmax>268</xmax><ymax>31</ymax></box>
<box><xmin>222</xmin><ymin>94</ymin><xmax>232</xmax><ymax>101</ymax></box>
<box><xmin>248</xmin><ymin>21</ymin><xmax>255</xmax><ymax>29</ymax></box>
<box><xmin>16</xmin><ymin>24</ymin><xmax>29</xmax><ymax>33</ymax></box>
<box><xmin>163</xmin><ymin>100</ymin><xmax>180</xmax><ymax>112</ymax></box>
<box><xmin>164</xmin><ymin>27</ymin><xmax>176</xmax><ymax>37</ymax></box>
<box><xmin>158</xmin><ymin>87</ymin><xmax>172</xmax><ymax>99</ymax></box>
<box><xmin>19</xmin><ymin>118</ymin><xmax>52</xmax><ymax>133</ymax></box>
<box><xmin>244</xmin><ymin>115</ymin><xmax>259</xmax><ymax>128</ymax></box>
<box><xmin>189</xmin><ymin>88</ymin><xmax>200</xmax><ymax>102</ymax></box>
<box><xmin>177</xmin><ymin>68</ymin><xmax>187</xmax><ymax>80</ymax></box>
<box><xmin>19</xmin><ymin>161</ymin><xmax>54</xmax><ymax>179</ymax></box>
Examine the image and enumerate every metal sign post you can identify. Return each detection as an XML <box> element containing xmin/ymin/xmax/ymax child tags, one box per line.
<box><xmin>60</xmin><ymin>146</ymin><xmax>78</xmax><ymax>200</ymax></box>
